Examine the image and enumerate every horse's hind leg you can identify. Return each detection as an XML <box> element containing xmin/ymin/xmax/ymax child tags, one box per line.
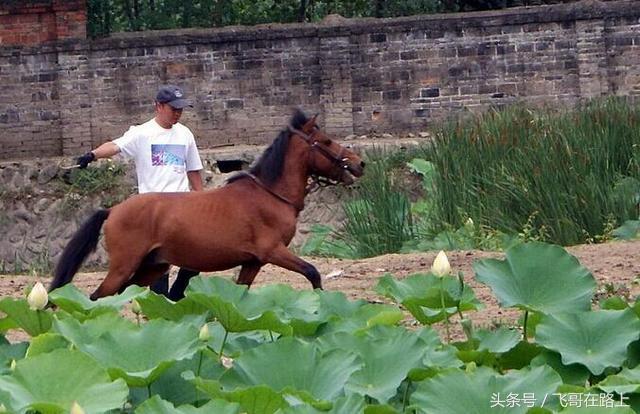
<box><xmin>125</xmin><ymin>263</ymin><xmax>171</xmax><ymax>291</ymax></box>
<box><xmin>265</xmin><ymin>245</ymin><xmax>322</xmax><ymax>289</ymax></box>
<box><xmin>235</xmin><ymin>260</ymin><xmax>263</xmax><ymax>288</ymax></box>
<box><xmin>90</xmin><ymin>261</ymin><xmax>140</xmax><ymax>300</ymax></box>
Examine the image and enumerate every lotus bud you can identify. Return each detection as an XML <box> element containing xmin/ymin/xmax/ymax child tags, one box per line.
<box><xmin>70</xmin><ymin>401</ymin><xmax>85</xmax><ymax>414</ymax></box>
<box><xmin>465</xmin><ymin>361</ymin><xmax>477</xmax><ymax>373</ymax></box>
<box><xmin>199</xmin><ymin>324</ymin><xmax>210</xmax><ymax>341</ymax></box>
<box><xmin>465</xmin><ymin>217</ymin><xmax>474</xmax><ymax>228</ymax></box>
<box><xmin>431</xmin><ymin>250</ymin><xmax>451</xmax><ymax>277</ymax></box>
<box><xmin>27</xmin><ymin>282</ymin><xmax>48</xmax><ymax>310</ymax></box>
<box><xmin>131</xmin><ymin>300</ymin><xmax>141</xmax><ymax>315</ymax></box>
<box><xmin>9</xmin><ymin>359</ymin><xmax>16</xmax><ymax>371</ymax></box>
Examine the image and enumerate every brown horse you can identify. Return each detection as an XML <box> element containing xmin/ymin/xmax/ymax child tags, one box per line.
<box><xmin>50</xmin><ymin>109</ymin><xmax>365</xmax><ymax>300</ymax></box>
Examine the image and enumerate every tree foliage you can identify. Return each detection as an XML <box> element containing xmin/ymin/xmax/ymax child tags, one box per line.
<box><xmin>87</xmin><ymin>0</ymin><xmax>574</xmax><ymax>38</ymax></box>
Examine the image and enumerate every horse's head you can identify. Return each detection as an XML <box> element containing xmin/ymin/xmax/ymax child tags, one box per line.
<box><xmin>291</xmin><ymin>115</ymin><xmax>365</xmax><ymax>185</ymax></box>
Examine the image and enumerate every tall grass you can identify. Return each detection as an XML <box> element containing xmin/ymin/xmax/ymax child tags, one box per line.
<box><xmin>423</xmin><ymin>98</ymin><xmax>640</xmax><ymax>245</ymax></box>
<box><xmin>335</xmin><ymin>151</ymin><xmax>414</xmax><ymax>257</ymax></box>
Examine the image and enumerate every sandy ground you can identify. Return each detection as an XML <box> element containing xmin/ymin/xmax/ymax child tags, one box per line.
<box><xmin>2</xmin><ymin>240</ymin><xmax>639</xmax><ymax>342</ymax></box>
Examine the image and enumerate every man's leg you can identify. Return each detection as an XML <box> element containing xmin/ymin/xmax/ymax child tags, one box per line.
<box><xmin>168</xmin><ymin>268</ymin><xmax>199</xmax><ymax>301</ymax></box>
<box><xmin>150</xmin><ymin>272</ymin><xmax>170</xmax><ymax>296</ymax></box>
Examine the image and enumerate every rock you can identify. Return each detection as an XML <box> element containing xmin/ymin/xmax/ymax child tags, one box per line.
<box><xmin>34</xmin><ymin>198</ymin><xmax>50</xmax><ymax>214</ymax></box>
<box><xmin>37</xmin><ymin>165</ymin><xmax>59</xmax><ymax>184</ymax></box>
<box><xmin>14</xmin><ymin>208</ymin><xmax>35</xmax><ymax>224</ymax></box>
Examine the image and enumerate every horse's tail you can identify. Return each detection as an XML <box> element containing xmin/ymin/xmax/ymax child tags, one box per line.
<box><xmin>50</xmin><ymin>209</ymin><xmax>110</xmax><ymax>291</ymax></box>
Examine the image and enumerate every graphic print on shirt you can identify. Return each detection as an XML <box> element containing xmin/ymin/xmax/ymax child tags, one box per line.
<box><xmin>151</xmin><ymin>144</ymin><xmax>186</xmax><ymax>167</ymax></box>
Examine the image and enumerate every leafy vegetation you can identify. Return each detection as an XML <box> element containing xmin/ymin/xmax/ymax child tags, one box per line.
<box><xmin>303</xmin><ymin>98</ymin><xmax>640</xmax><ymax>258</ymax></box>
<box><xmin>424</xmin><ymin>98</ymin><xmax>640</xmax><ymax>246</ymax></box>
<box><xmin>1</xmin><ymin>242</ymin><xmax>639</xmax><ymax>412</ymax></box>
<box><xmin>87</xmin><ymin>0</ymin><xmax>591</xmax><ymax>38</ymax></box>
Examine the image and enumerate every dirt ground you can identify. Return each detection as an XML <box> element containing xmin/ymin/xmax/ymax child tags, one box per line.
<box><xmin>2</xmin><ymin>240</ymin><xmax>639</xmax><ymax>341</ymax></box>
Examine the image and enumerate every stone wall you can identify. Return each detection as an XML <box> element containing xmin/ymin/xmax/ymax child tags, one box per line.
<box><xmin>0</xmin><ymin>0</ymin><xmax>639</xmax><ymax>160</ymax></box>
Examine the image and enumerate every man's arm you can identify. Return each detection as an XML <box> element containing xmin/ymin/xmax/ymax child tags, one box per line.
<box><xmin>77</xmin><ymin>141</ymin><xmax>121</xmax><ymax>168</ymax></box>
<box><xmin>187</xmin><ymin>170</ymin><xmax>204</xmax><ymax>191</ymax></box>
<box><xmin>92</xmin><ymin>142</ymin><xmax>121</xmax><ymax>159</ymax></box>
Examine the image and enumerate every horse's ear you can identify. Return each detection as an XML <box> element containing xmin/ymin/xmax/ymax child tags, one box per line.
<box><xmin>302</xmin><ymin>113</ymin><xmax>319</xmax><ymax>132</ymax></box>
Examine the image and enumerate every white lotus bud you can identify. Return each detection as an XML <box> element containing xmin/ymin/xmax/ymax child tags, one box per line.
<box><xmin>9</xmin><ymin>359</ymin><xmax>16</xmax><ymax>371</ymax></box>
<box><xmin>199</xmin><ymin>324</ymin><xmax>210</xmax><ymax>341</ymax></box>
<box><xmin>431</xmin><ymin>250</ymin><xmax>451</xmax><ymax>277</ymax></box>
<box><xmin>131</xmin><ymin>300</ymin><xmax>141</xmax><ymax>315</ymax></box>
<box><xmin>27</xmin><ymin>282</ymin><xmax>48</xmax><ymax>310</ymax></box>
<box><xmin>70</xmin><ymin>401</ymin><xmax>85</xmax><ymax>414</ymax></box>
<box><xmin>465</xmin><ymin>217</ymin><xmax>474</xmax><ymax>227</ymax></box>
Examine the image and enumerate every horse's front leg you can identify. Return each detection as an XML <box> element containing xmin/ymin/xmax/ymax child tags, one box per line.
<box><xmin>235</xmin><ymin>260</ymin><xmax>263</xmax><ymax>288</ymax></box>
<box><xmin>265</xmin><ymin>244</ymin><xmax>322</xmax><ymax>289</ymax></box>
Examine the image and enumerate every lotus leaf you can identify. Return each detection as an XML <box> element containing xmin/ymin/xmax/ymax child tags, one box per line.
<box><xmin>54</xmin><ymin>316</ymin><xmax>202</xmax><ymax>386</ymax></box>
<box><xmin>187</xmin><ymin>377</ymin><xmax>288</xmax><ymax>414</ymax></box>
<box><xmin>598</xmin><ymin>365</ymin><xmax>640</xmax><ymax>395</ymax></box>
<box><xmin>320</xmin><ymin>303</ymin><xmax>404</xmax><ymax>335</ymax></box>
<box><xmin>186</xmin><ymin>278</ymin><xmax>293</xmax><ymax>336</ymax></box>
<box><xmin>49</xmin><ymin>284</ymin><xmax>146</xmax><ymax>318</ymax></box>
<box><xmin>317</xmin><ymin>326</ymin><xmax>428</xmax><ymax>403</ymax></box>
<box><xmin>276</xmin><ymin>393</ymin><xmax>367</xmax><ymax>413</ymax></box>
<box><xmin>134</xmin><ymin>395</ymin><xmax>241</xmax><ymax>413</ymax></box>
<box><xmin>53</xmin><ymin>311</ymin><xmax>136</xmax><ymax>343</ymax></box>
<box><xmin>316</xmin><ymin>290</ymin><xmax>368</xmax><ymax>321</ymax></box>
<box><xmin>536</xmin><ymin>310</ymin><xmax>640</xmax><ymax>375</ymax></box>
<box><xmin>205</xmin><ymin>322</ymin><xmax>266</xmax><ymax>356</ymax></box>
<box><xmin>560</xmin><ymin>407</ymin><xmax>634</xmax><ymax>414</ymax></box>
<box><xmin>0</xmin><ymin>298</ymin><xmax>52</xmax><ymax>336</ymax></box>
<box><xmin>474</xmin><ymin>242</ymin><xmax>596</xmax><ymax>313</ymax></box>
<box><xmin>475</xmin><ymin>327</ymin><xmax>520</xmax><ymax>353</ymax></box>
<box><xmin>375</xmin><ymin>273</ymin><xmax>481</xmax><ymax>324</ymax></box>
<box><xmin>0</xmin><ymin>348</ymin><xmax>128</xmax><ymax>414</ymax></box>
<box><xmin>414</xmin><ymin>327</ymin><xmax>463</xmax><ymax>371</ymax></box>
<box><xmin>0</xmin><ymin>335</ymin><xmax>27</xmax><ymax>375</ymax></box>
<box><xmin>186</xmin><ymin>276</ymin><xmax>247</xmax><ymax>301</ymax></box>
<box><xmin>134</xmin><ymin>290</ymin><xmax>209</xmax><ymax>321</ymax></box>
<box><xmin>411</xmin><ymin>365</ymin><xmax>562</xmax><ymax>413</ymax></box>
<box><xmin>245</xmin><ymin>284</ymin><xmax>325</xmax><ymax>336</ymax></box>
<box><xmin>220</xmin><ymin>337</ymin><xmax>361</xmax><ymax>408</ymax></box>
<box><xmin>497</xmin><ymin>341</ymin><xmax>543</xmax><ymax>370</ymax></box>
<box><xmin>530</xmin><ymin>351</ymin><xmax>591</xmax><ymax>386</ymax></box>
<box><xmin>130</xmin><ymin>349</ymin><xmax>226</xmax><ymax>406</ymax></box>
<box><xmin>25</xmin><ymin>333</ymin><xmax>69</xmax><ymax>357</ymax></box>
<box><xmin>612</xmin><ymin>219</ymin><xmax>640</xmax><ymax>240</ymax></box>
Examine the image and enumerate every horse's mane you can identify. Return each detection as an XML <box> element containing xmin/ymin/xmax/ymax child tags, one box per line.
<box><xmin>227</xmin><ymin>109</ymin><xmax>309</xmax><ymax>186</ymax></box>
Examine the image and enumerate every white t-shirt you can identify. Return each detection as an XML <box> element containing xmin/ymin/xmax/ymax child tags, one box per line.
<box><xmin>113</xmin><ymin>118</ymin><xmax>203</xmax><ymax>193</ymax></box>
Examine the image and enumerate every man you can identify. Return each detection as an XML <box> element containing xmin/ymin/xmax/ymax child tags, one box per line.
<box><xmin>76</xmin><ymin>84</ymin><xmax>203</xmax><ymax>300</ymax></box>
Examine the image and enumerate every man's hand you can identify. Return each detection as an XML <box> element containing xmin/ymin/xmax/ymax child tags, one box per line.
<box><xmin>77</xmin><ymin>151</ymin><xmax>96</xmax><ymax>169</ymax></box>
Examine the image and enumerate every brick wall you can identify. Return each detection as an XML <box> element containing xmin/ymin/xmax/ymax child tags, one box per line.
<box><xmin>0</xmin><ymin>0</ymin><xmax>86</xmax><ymax>46</ymax></box>
<box><xmin>0</xmin><ymin>0</ymin><xmax>639</xmax><ymax>160</ymax></box>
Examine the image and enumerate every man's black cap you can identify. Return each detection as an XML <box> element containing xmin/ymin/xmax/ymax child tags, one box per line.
<box><xmin>155</xmin><ymin>85</ymin><xmax>192</xmax><ymax>109</ymax></box>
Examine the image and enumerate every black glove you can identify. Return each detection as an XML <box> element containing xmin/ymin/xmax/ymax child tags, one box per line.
<box><xmin>77</xmin><ymin>151</ymin><xmax>96</xmax><ymax>169</ymax></box>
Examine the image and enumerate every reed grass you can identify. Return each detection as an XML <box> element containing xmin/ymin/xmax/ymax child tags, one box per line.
<box><xmin>335</xmin><ymin>151</ymin><xmax>414</xmax><ymax>257</ymax></box>
<box><xmin>422</xmin><ymin>98</ymin><xmax>640</xmax><ymax>245</ymax></box>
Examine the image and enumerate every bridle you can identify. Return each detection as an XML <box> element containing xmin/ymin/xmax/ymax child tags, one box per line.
<box><xmin>235</xmin><ymin>124</ymin><xmax>354</xmax><ymax>213</ymax></box>
<box><xmin>287</xmin><ymin>125</ymin><xmax>351</xmax><ymax>189</ymax></box>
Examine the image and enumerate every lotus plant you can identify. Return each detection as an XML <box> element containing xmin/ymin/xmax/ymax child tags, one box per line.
<box><xmin>27</xmin><ymin>282</ymin><xmax>48</xmax><ymax>310</ymax></box>
<box><xmin>432</xmin><ymin>251</ymin><xmax>453</xmax><ymax>341</ymax></box>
